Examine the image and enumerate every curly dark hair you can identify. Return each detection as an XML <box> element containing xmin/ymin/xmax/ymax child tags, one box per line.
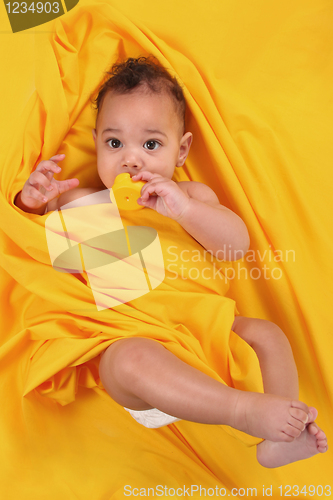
<box><xmin>92</xmin><ymin>56</ymin><xmax>186</xmax><ymax>134</ymax></box>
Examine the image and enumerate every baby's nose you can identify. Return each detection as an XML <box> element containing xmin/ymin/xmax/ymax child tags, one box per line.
<box><xmin>122</xmin><ymin>151</ymin><xmax>142</xmax><ymax>170</ymax></box>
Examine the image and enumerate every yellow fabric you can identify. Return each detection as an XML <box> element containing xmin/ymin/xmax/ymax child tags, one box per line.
<box><xmin>0</xmin><ymin>0</ymin><xmax>332</xmax><ymax>497</ymax></box>
<box><xmin>43</xmin><ymin>198</ymin><xmax>263</xmax><ymax>429</ymax></box>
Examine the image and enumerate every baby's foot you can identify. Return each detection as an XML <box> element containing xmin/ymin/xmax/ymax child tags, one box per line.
<box><xmin>232</xmin><ymin>391</ymin><xmax>309</xmax><ymax>442</ymax></box>
<box><xmin>256</xmin><ymin>408</ymin><xmax>328</xmax><ymax>468</ymax></box>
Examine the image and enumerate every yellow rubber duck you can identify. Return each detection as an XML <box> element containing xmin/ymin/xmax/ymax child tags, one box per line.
<box><xmin>111</xmin><ymin>173</ymin><xmax>147</xmax><ymax>211</ymax></box>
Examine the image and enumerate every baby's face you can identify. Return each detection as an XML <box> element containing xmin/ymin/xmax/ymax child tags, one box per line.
<box><xmin>92</xmin><ymin>88</ymin><xmax>192</xmax><ymax>189</ymax></box>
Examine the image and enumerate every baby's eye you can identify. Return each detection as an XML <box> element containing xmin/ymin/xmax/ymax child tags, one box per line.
<box><xmin>107</xmin><ymin>139</ymin><xmax>122</xmax><ymax>149</ymax></box>
<box><xmin>144</xmin><ymin>140</ymin><xmax>160</xmax><ymax>151</ymax></box>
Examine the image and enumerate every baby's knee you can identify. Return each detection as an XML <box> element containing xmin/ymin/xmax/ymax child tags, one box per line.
<box><xmin>254</xmin><ymin>320</ymin><xmax>293</xmax><ymax>355</ymax></box>
<box><xmin>99</xmin><ymin>337</ymin><xmax>160</xmax><ymax>384</ymax></box>
<box><xmin>259</xmin><ymin>320</ymin><xmax>289</xmax><ymax>345</ymax></box>
<box><xmin>233</xmin><ymin>316</ymin><xmax>289</xmax><ymax>350</ymax></box>
<box><xmin>99</xmin><ymin>337</ymin><xmax>160</xmax><ymax>408</ymax></box>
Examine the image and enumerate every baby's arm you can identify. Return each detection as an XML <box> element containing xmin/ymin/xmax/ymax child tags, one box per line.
<box><xmin>133</xmin><ymin>172</ymin><xmax>249</xmax><ymax>261</ymax></box>
<box><xmin>14</xmin><ymin>154</ymin><xmax>79</xmax><ymax>214</ymax></box>
<box><xmin>176</xmin><ymin>181</ymin><xmax>250</xmax><ymax>260</ymax></box>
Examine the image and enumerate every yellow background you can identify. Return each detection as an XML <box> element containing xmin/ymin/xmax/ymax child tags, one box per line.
<box><xmin>0</xmin><ymin>0</ymin><xmax>332</xmax><ymax>498</ymax></box>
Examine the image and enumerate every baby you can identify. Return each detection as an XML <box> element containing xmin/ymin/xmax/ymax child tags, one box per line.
<box><xmin>15</xmin><ymin>56</ymin><xmax>327</xmax><ymax>468</ymax></box>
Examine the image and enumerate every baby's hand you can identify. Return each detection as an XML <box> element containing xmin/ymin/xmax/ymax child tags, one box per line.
<box><xmin>17</xmin><ymin>154</ymin><xmax>79</xmax><ymax>213</ymax></box>
<box><xmin>132</xmin><ymin>171</ymin><xmax>190</xmax><ymax>220</ymax></box>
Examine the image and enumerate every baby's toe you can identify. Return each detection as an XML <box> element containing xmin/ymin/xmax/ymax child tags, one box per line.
<box><xmin>308</xmin><ymin>407</ymin><xmax>318</xmax><ymax>423</ymax></box>
<box><xmin>317</xmin><ymin>441</ymin><xmax>328</xmax><ymax>453</ymax></box>
<box><xmin>290</xmin><ymin>402</ymin><xmax>309</xmax><ymax>424</ymax></box>
<box><xmin>308</xmin><ymin>422</ymin><xmax>320</xmax><ymax>436</ymax></box>
<box><xmin>290</xmin><ymin>415</ymin><xmax>307</xmax><ymax>431</ymax></box>
<box><xmin>283</xmin><ymin>423</ymin><xmax>302</xmax><ymax>439</ymax></box>
<box><xmin>307</xmin><ymin>423</ymin><xmax>328</xmax><ymax>453</ymax></box>
<box><xmin>289</xmin><ymin>410</ymin><xmax>308</xmax><ymax>432</ymax></box>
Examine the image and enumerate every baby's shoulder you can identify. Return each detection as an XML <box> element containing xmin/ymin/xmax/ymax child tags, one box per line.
<box><xmin>177</xmin><ymin>181</ymin><xmax>220</xmax><ymax>206</ymax></box>
<box><xmin>47</xmin><ymin>187</ymin><xmax>101</xmax><ymax>212</ymax></box>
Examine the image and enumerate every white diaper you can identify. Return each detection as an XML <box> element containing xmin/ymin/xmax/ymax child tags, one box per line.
<box><xmin>124</xmin><ymin>407</ymin><xmax>181</xmax><ymax>428</ymax></box>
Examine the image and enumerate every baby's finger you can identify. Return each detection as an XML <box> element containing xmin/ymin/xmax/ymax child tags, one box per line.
<box><xmin>132</xmin><ymin>171</ymin><xmax>161</xmax><ymax>182</ymax></box>
<box><xmin>140</xmin><ymin>178</ymin><xmax>170</xmax><ymax>198</ymax></box>
<box><xmin>44</xmin><ymin>170</ymin><xmax>55</xmax><ymax>189</ymax></box>
<box><xmin>56</xmin><ymin>178</ymin><xmax>80</xmax><ymax>194</ymax></box>
<box><xmin>140</xmin><ymin>183</ymin><xmax>160</xmax><ymax>201</ymax></box>
<box><xmin>49</xmin><ymin>154</ymin><xmax>65</xmax><ymax>161</ymax></box>
<box><xmin>35</xmin><ymin>161</ymin><xmax>62</xmax><ymax>176</ymax></box>
<box><xmin>35</xmin><ymin>154</ymin><xmax>65</xmax><ymax>173</ymax></box>
<box><xmin>28</xmin><ymin>171</ymin><xmax>55</xmax><ymax>191</ymax></box>
<box><xmin>23</xmin><ymin>184</ymin><xmax>49</xmax><ymax>204</ymax></box>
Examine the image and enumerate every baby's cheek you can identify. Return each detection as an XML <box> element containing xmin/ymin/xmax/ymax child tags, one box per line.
<box><xmin>97</xmin><ymin>170</ymin><xmax>114</xmax><ymax>189</ymax></box>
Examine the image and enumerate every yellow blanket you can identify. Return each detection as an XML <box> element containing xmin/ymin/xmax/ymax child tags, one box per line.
<box><xmin>1</xmin><ymin>0</ymin><xmax>332</xmax><ymax>497</ymax></box>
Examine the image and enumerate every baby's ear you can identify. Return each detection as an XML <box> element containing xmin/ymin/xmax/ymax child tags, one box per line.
<box><xmin>176</xmin><ymin>132</ymin><xmax>193</xmax><ymax>167</ymax></box>
<box><xmin>92</xmin><ymin>129</ymin><xmax>97</xmax><ymax>144</ymax></box>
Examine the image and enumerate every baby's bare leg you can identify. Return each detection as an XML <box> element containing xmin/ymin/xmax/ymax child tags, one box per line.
<box><xmin>100</xmin><ymin>337</ymin><xmax>239</xmax><ymax>423</ymax></box>
<box><xmin>231</xmin><ymin>317</ymin><xmax>328</xmax><ymax>467</ymax></box>
<box><xmin>99</xmin><ymin>337</ymin><xmax>309</xmax><ymax>442</ymax></box>
<box><xmin>231</xmin><ymin>316</ymin><xmax>299</xmax><ymax>399</ymax></box>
